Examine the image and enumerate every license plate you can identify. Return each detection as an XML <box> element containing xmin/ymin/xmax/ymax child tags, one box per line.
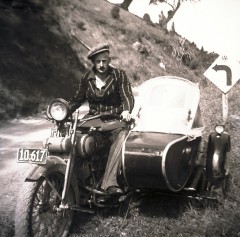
<box><xmin>17</xmin><ymin>148</ymin><xmax>48</xmax><ymax>164</ymax></box>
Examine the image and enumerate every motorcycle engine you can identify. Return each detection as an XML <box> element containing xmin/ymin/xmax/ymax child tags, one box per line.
<box><xmin>76</xmin><ymin>132</ymin><xmax>96</xmax><ymax>158</ymax></box>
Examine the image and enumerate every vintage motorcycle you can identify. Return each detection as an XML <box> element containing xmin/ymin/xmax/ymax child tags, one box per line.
<box><xmin>15</xmin><ymin>76</ymin><xmax>230</xmax><ymax>237</ymax></box>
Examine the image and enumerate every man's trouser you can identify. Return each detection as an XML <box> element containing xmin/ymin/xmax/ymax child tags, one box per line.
<box><xmin>101</xmin><ymin>128</ymin><xmax>129</xmax><ymax>190</ymax></box>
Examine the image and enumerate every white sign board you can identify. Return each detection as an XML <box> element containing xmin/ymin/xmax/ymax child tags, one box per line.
<box><xmin>204</xmin><ymin>56</ymin><xmax>240</xmax><ymax>93</ymax></box>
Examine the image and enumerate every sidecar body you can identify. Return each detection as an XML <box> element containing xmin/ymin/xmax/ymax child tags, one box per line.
<box><xmin>123</xmin><ymin>76</ymin><xmax>230</xmax><ymax>194</ymax></box>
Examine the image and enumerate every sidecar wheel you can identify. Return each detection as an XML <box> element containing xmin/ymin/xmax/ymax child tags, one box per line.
<box><xmin>15</xmin><ymin>172</ymin><xmax>75</xmax><ymax>237</ymax></box>
<box><xmin>221</xmin><ymin>169</ymin><xmax>230</xmax><ymax>199</ymax></box>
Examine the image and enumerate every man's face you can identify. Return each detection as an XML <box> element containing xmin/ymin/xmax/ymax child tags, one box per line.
<box><xmin>92</xmin><ymin>51</ymin><xmax>111</xmax><ymax>74</ymax></box>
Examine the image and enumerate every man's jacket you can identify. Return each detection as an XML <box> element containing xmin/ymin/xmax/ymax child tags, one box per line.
<box><xmin>69</xmin><ymin>66</ymin><xmax>135</xmax><ymax>115</ymax></box>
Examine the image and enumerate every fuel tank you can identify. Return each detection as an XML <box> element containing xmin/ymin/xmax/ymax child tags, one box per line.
<box><xmin>123</xmin><ymin>131</ymin><xmax>201</xmax><ymax>192</ymax></box>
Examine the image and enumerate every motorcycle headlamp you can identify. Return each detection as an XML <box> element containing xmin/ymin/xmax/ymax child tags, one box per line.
<box><xmin>215</xmin><ymin>125</ymin><xmax>225</xmax><ymax>134</ymax></box>
<box><xmin>48</xmin><ymin>98</ymin><xmax>70</xmax><ymax>121</ymax></box>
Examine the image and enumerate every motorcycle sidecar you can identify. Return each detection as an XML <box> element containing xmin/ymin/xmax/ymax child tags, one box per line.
<box><xmin>122</xmin><ymin>76</ymin><xmax>230</xmax><ymax>196</ymax></box>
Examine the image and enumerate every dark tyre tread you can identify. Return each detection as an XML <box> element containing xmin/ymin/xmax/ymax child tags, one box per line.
<box><xmin>15</xmin><ymin>181</ymin><xmax>40</xmax><ymax>237</ymax></box>
<box><xmin>14</xmin><ymin>174</ymin><xmax>74</xmax><ymax>237</ymax></box>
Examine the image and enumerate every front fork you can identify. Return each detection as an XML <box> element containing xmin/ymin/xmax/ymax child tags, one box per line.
<box><xmin>60</xmin><ymin>110</ymin><xmax>79</xmax><ymax>208</ymax></box>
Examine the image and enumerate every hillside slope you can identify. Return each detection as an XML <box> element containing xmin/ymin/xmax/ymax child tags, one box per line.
<box><xmin>0</xmin><ymin>0</ymin><xmax>85</xmax><ymax>119</ymax></box>
<box><xmin>47</xmin><ymin>0</ymin><xmax>214</xmax><ymax>84</ymax></box>
<box><xmin>0</xmin><ymin>0</ymin><xmax>219</xmax><ymax>121</ymax></box>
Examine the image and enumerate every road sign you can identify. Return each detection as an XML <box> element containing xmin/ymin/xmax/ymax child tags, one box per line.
<box><xmin>204</xmin><ymin>56</ymin><xmax>240</xmax><ymax>93</ymax></box>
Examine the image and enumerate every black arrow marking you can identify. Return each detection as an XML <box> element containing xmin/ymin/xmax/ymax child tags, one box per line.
<box><xmin>212</xmin><ymin>64</ymin><xmax>232</xmax><ymax>86</ymax></box>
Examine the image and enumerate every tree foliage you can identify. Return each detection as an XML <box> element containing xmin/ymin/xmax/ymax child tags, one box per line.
<box><xmin>150</xmin><ymin>0</ymin><xmax>199</xmax><ymax>29</ymax></box>
<box><xmin>120</xmin><ymin>0</ymin><xmax>199</xmax><ymax>30</ymax></box>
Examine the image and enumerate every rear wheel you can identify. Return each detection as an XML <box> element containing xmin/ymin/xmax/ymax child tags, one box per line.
<box><xmin>15</xmin><ymin>172</ymin><xmax>75</xmax><ymax>237</ymax></box>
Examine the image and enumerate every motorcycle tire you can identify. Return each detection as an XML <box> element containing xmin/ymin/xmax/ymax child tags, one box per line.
<box><xmin>15</xmin><ymin>172</ymin><xmax>75</xmax><ymax>237</ymax></box>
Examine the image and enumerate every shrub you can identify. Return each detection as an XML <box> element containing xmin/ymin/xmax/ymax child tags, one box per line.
<box><xmin>182</xmin><ymin>53</ymin><xmax>191</xmax><ymax>66</ymax></box>
<box><xmin>111</xmin><ymin>6</ymin><xmax>120</xmax><ymax>20</ymax></box>
<box><xmin>77</xmin><ymin>21</ymin><xmax>86</xmax><ymax>31</ymax></box>
<box><xmin>189</xmin><ymin>58</ymin><xmax>199</xmax><ymax>70</ymax></box>
<box><xmin>143</xmin><ymin>13</ymin><xmax>154</xmax><ymax>26</ymax></box>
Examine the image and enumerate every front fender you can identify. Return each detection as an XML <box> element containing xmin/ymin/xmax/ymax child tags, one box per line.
<box><xmin>25</xmin><ymin>155</ymin><xmax>80</xmax><ymax>204</ymax></box>
<box><xmin>26</xmin><ymin>155</ymin><xmax>67</xmax><ymax>181</ymax></box>
<box><xmin>206</xmin><ymin>132</ymin><xmax>230</xmax><ymax>178</ymax></box>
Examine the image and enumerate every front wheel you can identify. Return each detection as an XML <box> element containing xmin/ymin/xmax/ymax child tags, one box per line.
<box><xmin>15</xmin><ymin>172</ymin><xmax>75</xmax><ymax>237</ymax></box>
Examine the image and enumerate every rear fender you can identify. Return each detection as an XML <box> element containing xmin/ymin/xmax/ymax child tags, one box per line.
<box><xmin>206</xmin><ymin>132</ymin><xmax>230</xmax><ymax>178</ymax></box>
<box><xmin>25</xmin><ymin>155</ymin><xmax>80</xmax><ymax>203</ymax></box>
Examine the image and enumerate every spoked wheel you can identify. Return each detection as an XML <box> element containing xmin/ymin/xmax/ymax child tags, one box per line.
<box><xmin>204</xmin><ymin>169</ymin><xmax>230</xmax><ymax>203</ymax></box>
<box><xmin>15</xmin><ymin>172</ymin><xmax>75</xmax><ymax>237</ymax></box>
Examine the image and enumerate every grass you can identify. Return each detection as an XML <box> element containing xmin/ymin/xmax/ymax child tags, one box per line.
<box><xmin>1</xmin><ymin>0</ymin><xmax>240</xmax><ymax>236</ymax></box>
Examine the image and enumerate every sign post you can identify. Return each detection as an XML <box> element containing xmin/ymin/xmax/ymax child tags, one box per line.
<box><xmin>222</xmin><ymin>93</ymin><xmax>228</xmax><ymax>123</ymax></box>
<box><xmin>204</xmin><ymin>55</ymin><xmax>240</xmax><ymax>124</ymax></box>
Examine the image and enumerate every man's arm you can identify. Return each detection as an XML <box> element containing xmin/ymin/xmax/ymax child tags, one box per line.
<box><xmin>117</xmin><ymin>70</ymin><xmax>134</xmax><ymax>121</ymax></box>
<box><xmin>68</xmin><ymin>74</ymin><xmax>88</xmax><ymax>113</ymax></box>
<box><xmin>119</xmin><ymin>70</ymin><xmax>134</xmax><ymax>112</ymax></box>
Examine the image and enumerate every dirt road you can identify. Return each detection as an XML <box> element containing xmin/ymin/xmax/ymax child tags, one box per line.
<box><xmin>0</xmin><ymin>116</ymin><xmax>52</xmax><ymax>236</ymax></box>
<box><xmin>0</xmin><ymin>102</ymin><xmax>91</xmax><ymax>237</ymax></box>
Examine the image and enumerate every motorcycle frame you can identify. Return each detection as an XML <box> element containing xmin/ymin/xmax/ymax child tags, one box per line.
<box><xmin>61</xmin><ymin>109</ymin><xmax>79</xmax><ymax>207</ymax></box>
<box><xmin>25</xmin><ymin>110</ymin><xmax>81</xmax><ymax>209</ymax></box>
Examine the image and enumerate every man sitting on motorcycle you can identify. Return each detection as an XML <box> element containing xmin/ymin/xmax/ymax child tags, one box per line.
<box><xmin>69</xmin><ymin>42</ymin><xmax>135</xmax><ymax>195</ymax></box>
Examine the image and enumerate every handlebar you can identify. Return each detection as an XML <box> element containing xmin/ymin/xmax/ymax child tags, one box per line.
<box><xmin>76</xmin><ymin>113</ymin><xmax>135</xmax><ymax>131</ymax></box>
<box><xmin>79</xmin><ymin>113</ymin><xmax>121</xmax><ymax>122</ymax></box>
<box><xmin>46</xmin><ymin>111</ymin><xmax>135</xmax><ymax>128</ymax></box>
<box><xmin>79</xmin><ymin>113</ymin><xmax>135</xmax><ymax>123</ymax></box>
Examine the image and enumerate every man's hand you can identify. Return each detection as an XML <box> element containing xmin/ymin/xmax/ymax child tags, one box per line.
<box><xmin>121</xmin><ymin>110</ymin><xmax>132</xmax><ymax>122</ymax></box>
